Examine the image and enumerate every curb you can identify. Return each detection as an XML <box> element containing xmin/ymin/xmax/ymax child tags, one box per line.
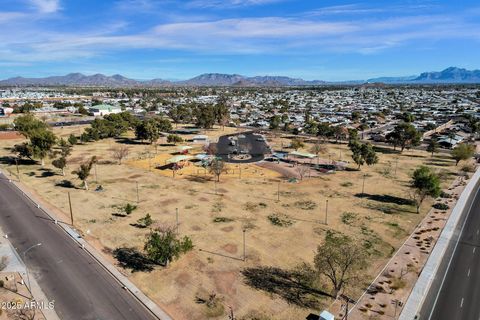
<box><xmin>0</xmin><ymin>170</ymin><xmax>173</xmax><ymax>320</ymax></box>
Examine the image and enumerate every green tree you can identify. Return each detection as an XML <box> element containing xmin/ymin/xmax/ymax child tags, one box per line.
<box><xmin>269</xmin><ymin>115</ymin><xmax>281</xmax><ymax>130</ymax></box>
<box><xmin>144</xmin><ymin>227</ymin><xmax>194</xmax><ymax>266</ymax></box>
<box><xmin>68</xmin><ymin>134</ymin><xmax>78</xmax><ymax>145</ymax></box>
<box><xmin>411</xmin><ymin>166</ymin><xmax>441</xmax><ymax>213</ymax></box>
<box><xmin>426</xmin><ymin>138</ymin><xmax>439</xmax><ymax>156</ymax></box>
<box><xmin>348</xmin><ymin>140</ymin><xmax>378</xmax><ymax>170</ymax></box>
<box><xmin>13</xmin><ymin>114</ymin><xmax>47</xmax><ymax>138</ymax></box>
<box><xmin>386</xmin><ymin>123</ymin><xmax>421</xmax><ymax>152</ymax></box>
<box><xmin>194</xmin><ymin>105</ymin><xmax>216</xmax><ymax>129</ymax></box>
<box><xmin>136</xmin><ymin>118</ymin><xmax>160</xmax><ymax>144</ymax></box>
<box><xmin>11</xmin><ymin>143</ymin><xmax>33</xmax><ymax>160</ymax></box>
<box><xmin>451</xmin><ymin>143</ymin><xmax>475</xmax><ymax>166</ymax></box>
<box><xmin>167</xmin><ymin>134</ymin><xmax>183</xmax><ymax>145</ymax></box>
<box><xmin>30</xmin><ymin>130</ymin><xmax>57</xmax><ymax>166</ymax></box>
<box><xmin>313</xmin><ymin>231</ymin><xmax>367</xmax><ymax>297</ymax></box>
<box><xmin>72</xmin><ymin>156</ymin><xmax>96</xmax><ymax>190</ymax></box>
<box><xmin>290</xmin><ymin>138</ymin><xmax>305</xmax><ymax>151</ymax></box>
<box><xmin>52</xmin><ymin>157</ymin><xmax>67</xmax><ymax>176</ymax></box>
<box><xmin>136</xmin><ymin>213</ymin><xmax>153</xmax><ymax>228</ymax></box>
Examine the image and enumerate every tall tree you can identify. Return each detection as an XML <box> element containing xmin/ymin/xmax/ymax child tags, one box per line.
<box><xmin>451</xmin><ymin>143</ymin><xmax>475</xmax><ymax>166</ymax></box>
<box><xmin>348</xmin><ymin>140</ymin><xmax>378</xmax><ymax>170</ymax></box>
<box><xmin>410</xmin><ymin>166</ymin><xmax>441</xmax><ymax>213</ymax></box>
<box><xmin>426</xmin><ymin>138</ymin><xmax>439</xmax><ymax>156</ymax></box>
<box><xmin>72</xmin><ymin>156</ymin><xmax>96</xmax><ymax>190</ymax></box>
<box><xmin>386</xmin><ymin>123</ymin><xmax>421</xmax><ymax>152</ymax></box>
<box><xmin>29</xmin><ymin>130</ymin><xmax>57</xmax><ymax>166</ymax></box>
<box><xmin>314</xmin><ymin>231</ymin><xmax>367</xmax><ymax>297</ymax></box>
<box><xmin>209</xmin><ymin>158</ymin><xmax>225</xmax><ymax>182</ymax></box>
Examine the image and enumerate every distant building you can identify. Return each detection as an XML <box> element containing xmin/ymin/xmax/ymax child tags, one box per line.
<box><xmin>88</xmin><ymin>104</ymin><xmax>121</xmax><ymax>116</ymax></box>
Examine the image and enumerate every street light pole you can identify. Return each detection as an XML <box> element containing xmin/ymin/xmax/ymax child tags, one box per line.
<box><xmin>362</xmin><ymin>174</ymin><xmax>366</xmax><ymax>194</ymax></box>
<box><xmin>243</xmin><ymin>229</ymin><xmax>246</xmax><ymax>262</ymax></box>
<box><xmin>325</xmin><ymin>199</ymin><xmax>329</xmax><ymax>225</ymax></box>
<box><xmin>68</xmin><ymin>192</ymin><xmax>74</xmax><ymax>226</ymax></box>
<box><xmin>22</xmin><ymin>243</ymin><xmax>42</xmax><ymax>298</ymax></box>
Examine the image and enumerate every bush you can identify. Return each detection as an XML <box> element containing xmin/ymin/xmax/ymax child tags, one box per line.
<box><xmin>213</xmin><ymin>217</ymin><xmax>234</xmax><ymax>223</ymax></box>
<box><xmin>340</xmin><ymin>181</ymin><xmax>353</xmax><ymax>187</ymax></box>
<box><xmin>440</xmin><ymin>191</ymin><xmax>452</xmax><ymax>199</ymax></box>
<box><xmin>136</xmin><ymin>214</ymin><xmax>153</xmax><ymax>228</ymax></box>
<box><xmin>294</xmin><ymin>200</ymin><xmax>317</xmax><ymax>210</ymax></box>
<box><xmin>268</xmin><ymin>213</ymin><xmax>293</xmax><ymax>227</ymax></box>
<box><xmin>144</xmin><ymin>227</ymin><xmax>194</xmax><ymax>265</ymax></box>
<box><xmin>124</xmin><ymin>203</ymin><xmax>137</xmax><ymax>215</ymax></box>
<box><xmin>433</xmin><ymin>203</ymin><xmax>449</xmax><ymax>210</ymax></box>
<box><xmin>341</xmin><ymin>212</ymin><xmax>358</xmax><ymax>225</ymax></box>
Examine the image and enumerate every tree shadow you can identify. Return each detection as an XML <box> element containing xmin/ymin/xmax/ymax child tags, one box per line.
<box><xmin>114</xmin><ymin>137</ymin><xmax>148</xmax><ymax>145</ymax></box>
<box><xmin>241</xmin><ymin>266</ymin><xmax>332</xmax><ymax>308</ymax></box>
<box><xmin>425</xmin><ymin>161</ymin><xmax>452</xmax><ymax>167</ymax></box>
<box><xmin>113</xmin><ymin>247</ymin><xmax>154</xmax><ymax>272</ymax></box>
<box><xmin>130</xmin><ymin>223</ymin><xmax>147</xmax><ymax>229</ymax></box>
<box><xmin>373</xmin><ymin>146</ymin><xmax>400</xmax><ymax>154</ymax></box>
<box><xmin>55</xmin><ymin>180</ymin><xmax>76</xmax><ymax>188</ymax></box>
<box><xmin>39</xmin><ymin>170</ymin><xmax>55</xmax><ymax>178</ymax></box>
<box><xmin>355</xmin><ymin>193</ymin><xmax>414</xmax><ymax>206</ymax></box>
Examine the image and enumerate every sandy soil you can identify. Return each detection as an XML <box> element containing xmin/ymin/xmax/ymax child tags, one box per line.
<box><xmin>0</xmin><ymin>125</ymin><xmax>462</xmax><ymax>320</ymax></box>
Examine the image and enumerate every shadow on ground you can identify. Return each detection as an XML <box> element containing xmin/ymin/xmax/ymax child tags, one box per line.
<box><xmin>241</xmin><ymin>266</ymin><xmax>332</xmax><ymax>308</ymax></box>
<box><xmin>355</xmin><ymin>193</ymin><xmax>414</xmax><ymax>206</ymax></box>
<box><xmin>113</xmin><ymin>247</ymin><xmax>154</xmax><ymax>272</ymax></box>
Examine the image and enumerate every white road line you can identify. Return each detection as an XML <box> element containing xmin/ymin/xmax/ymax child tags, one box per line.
<box><xmin>461</xmin><ymin>298</ymin><xmax>464</xmax><ymax>308</ymax></box>
<box><xmin>468</xmin><ymin>269</ymin><xmax>471</xmax><ymax>277</ymax></box>
<box><xmin>474</xmin><ymin>247</ymin><xmax>477</xmax><ymax>254</ymax></box>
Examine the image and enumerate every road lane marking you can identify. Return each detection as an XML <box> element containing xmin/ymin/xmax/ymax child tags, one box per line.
<box><xmin>468</xmin><ymin>269</ymin><xmax>471</xmax><ymax>277</ymax></box>
<box><xmin>461</xmin><ymin>298</ymin><xmax>464</xmax><ymax>308</ymax></box>
<box><xmin>474</xmin><ymin>247</ymin><xmax>477</xmax><ymax>254</ymax></box>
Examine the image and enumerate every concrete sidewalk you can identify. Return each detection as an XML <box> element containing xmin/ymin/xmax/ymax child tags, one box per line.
<box><xmin>1</xmin><ymin>170</ymin><xmax>172</xmax><ymax>320</ymax></box>
<box><xmin>0</xmin><ymin>231</ymin><xmax>60</xmax><ymax>320</ymax></box>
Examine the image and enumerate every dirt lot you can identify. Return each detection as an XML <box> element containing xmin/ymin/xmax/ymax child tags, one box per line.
<box><xmin>0</xmin><ymin>125</ymin><xmax>462</xmax><ymax>319</ymax></box>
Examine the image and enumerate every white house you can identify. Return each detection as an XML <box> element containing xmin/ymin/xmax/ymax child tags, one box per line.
<box><xmin>88</xmin><ymin>104</ymin><xmax>122</xmax><ymax>116</ymax></box>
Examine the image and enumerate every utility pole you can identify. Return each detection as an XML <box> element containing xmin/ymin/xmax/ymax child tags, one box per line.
<box><xmin>136</xmin><ymin>181</ymin><xmax>139</xmax><ymax>203</ymax></box>
<box><xmin>243</xmin><ymin>229</ymin><xmax>246</xmax><ymax>261</ymax></box>
<box><xmin>277</xmin><ymin>181</ymin><xmax>280</xmax><ymax>202</ymax></box>
<box><xmin>176</xmin><ymin>208</ymin><xmax>179</xmax><ymax>234</ymax></box>
<box><xmin>325</xmin><ymin>199</ymin><xmax>329</xmax><ymax>225</ymax></box>
<box><xmin>362</xmin><ymin>174</ymin><xmax>366</xmax><ymax>194</ymax></box>
<box><xmin>68</xmin><ymin>192</ymin><xmax>74</xmax><ymax>226</ymax></box>
<box><xmin>15</xmin><ymin>158</ymin><xmax>19</xmax><ymax>179</ymax></box>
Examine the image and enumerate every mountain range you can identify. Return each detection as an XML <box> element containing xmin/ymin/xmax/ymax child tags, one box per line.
<box><xmin>0</xmin><ymin>67</ymin><xmax>479</xmax><ymax>87</ymax></box>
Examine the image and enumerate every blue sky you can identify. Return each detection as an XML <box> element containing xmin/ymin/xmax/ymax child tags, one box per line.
<box><xmin>0</xmin><ymin>0</ymin><xmax>479</xmax><ymax>81</ymax></box>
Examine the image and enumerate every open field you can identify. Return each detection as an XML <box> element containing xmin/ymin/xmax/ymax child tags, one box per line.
<box><xmin>0</xmin><ymin>124</ymin><xmax>463</xmax><ymax>319</ymax></box>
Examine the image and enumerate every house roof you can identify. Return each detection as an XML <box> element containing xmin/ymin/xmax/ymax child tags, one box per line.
<box><xmin>166</xmin><ymin>155</ymin><xmax>193</xmax><ymax>164</ymax></box>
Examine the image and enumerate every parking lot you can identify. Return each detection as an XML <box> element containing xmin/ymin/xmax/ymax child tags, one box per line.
<box><xmin>215</xmin><ymin>131</ymin><xmax>271</xmax><ymax>163</ymax></box>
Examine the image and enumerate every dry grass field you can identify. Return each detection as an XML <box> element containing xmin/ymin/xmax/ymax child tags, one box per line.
<box><xmin>0</xmin><ymin>124</ymin><xmax>462</xmax><ymax>319</ymax></box>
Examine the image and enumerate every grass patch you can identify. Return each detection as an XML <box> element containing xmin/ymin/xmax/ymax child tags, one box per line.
<box><xmin>211</xmin><ymin>201</ymin><xmax>225</xmax><ymax>213</ymax></box>
<box><xmin>244</xmin><ymin>202</ymin><xmax>268</xmax><ymax>212</ymax></box>
<box><xmin>341</xmin><ymin>212</ymin><xmax>358</xmax><ymax>225</ymax></box>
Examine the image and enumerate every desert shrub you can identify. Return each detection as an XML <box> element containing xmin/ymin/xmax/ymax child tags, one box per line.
<box><xmin>341</xmin><ymin>212</ymin><xmax>358</xmax><ymax>225</ymax></box>
<box><xmin>294</xmin><ymin>200</ymin><xmax>317</xmax><ymax>210</ymax></box>
<box><xmin>211</xmin><ymin>201</ymin><xmax>225</xmax><ymax>213</ymax></box>
<box><xmin>440</xmin><ymin>191</ymin><xmax>452</xmax><ymax>199</ymax></box>
<box><xmin>124</xmin><ymin>203</ymin><xmax>137</xmax><ymax>215</ymax></box>
<box><xmin>433</xmin><ymin>203</ymin><xmax>449</xmax><ymax>210</ymax></box>
<box><xmin>136</xmin><ymin>214</ymin><xmax>153</xmax><ymax>228</ymax></box>
<box><xmin>244</xmin><ymin>202</ymin><xmax>267</xmax><ymax>212</ymax></box>
<box><xmin>340</xmin><ymin>181</ymin><xmax>353</xmax><ymax>187</ymax></box>
<box><xmin>268</xmin><ymin>213</ymin><xmax>293</xmax><ymax>227</ymax></box>
<box><xmin>195</xmin><ymin>291</ymin><xmax>225</xmax><ymax>318</ymax></box>
<box><xmin>213</xmin><ymin>217</ymin><xmax>234</xmax><ymax>223</ymax></box>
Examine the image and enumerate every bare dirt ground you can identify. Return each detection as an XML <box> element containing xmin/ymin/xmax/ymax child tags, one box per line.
<box><xmin>0</xmin><ymin>124</ymin><xmax>463</xmax><ymax>320</ymax></box>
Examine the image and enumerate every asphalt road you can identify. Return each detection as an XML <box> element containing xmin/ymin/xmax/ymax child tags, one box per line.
<box><xmin>429</xmin><ymin>187</ymin><xmax>480</xmax><ymax>320</ymax></box>
<box><xmin>0</xmin><ymin>173</ymin><xmax>157</xmax><ymax>320</ymax></box>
